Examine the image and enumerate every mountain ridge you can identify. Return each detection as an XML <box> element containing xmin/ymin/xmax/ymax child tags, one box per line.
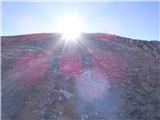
<box><xmin>2</xmin><ymin>33</ymin><xmax>160</xmax><ymax>59</ymax></box>
<box><xmin>1</xmin><ymin>33</ymin><xmax>160</xmax><ymax>120</ymax></box>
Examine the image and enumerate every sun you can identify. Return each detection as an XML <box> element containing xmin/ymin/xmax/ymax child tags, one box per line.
<box><xmin>57</xmin><ymin>15</ymin><xmax>84</xmax><ymax>42</ymax></box>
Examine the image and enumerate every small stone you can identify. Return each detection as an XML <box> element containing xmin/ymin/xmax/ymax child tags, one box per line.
<box><xmin>84</xmin><ymin>114</ymin><xmax>89</xmax><ymax>118</ymax></box>
<box><xmin>60</xmin><ymin>89</ymin><xmax>73</xmax><ymax>100</ymax></box>
<box><xmin>120</xmin><ymin>113</ymin><xmax>124</xmax><ymax>116</ymax></box>
<box><xmin>59</xmin><ymin>111</ymin><xmax>63</xmax><ymax>115</ymax></box>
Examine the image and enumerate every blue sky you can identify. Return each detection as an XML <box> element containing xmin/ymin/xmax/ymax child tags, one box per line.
<box><xmin>2</xmin><ymin>1</ymin><xmax>159</xmax><ymax>40</ymax></box>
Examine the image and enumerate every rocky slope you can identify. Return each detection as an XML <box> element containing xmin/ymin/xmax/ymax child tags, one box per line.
<box><xmin>1</xmin><ymin>33</ymin><xmax>160</xmax><ymax>120</ymax></box>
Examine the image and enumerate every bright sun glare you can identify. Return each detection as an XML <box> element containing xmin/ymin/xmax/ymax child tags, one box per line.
<box><xmin>57</xmin><ymin>15</ymin><xmax>84</xmax><ymax>42</ymax></box>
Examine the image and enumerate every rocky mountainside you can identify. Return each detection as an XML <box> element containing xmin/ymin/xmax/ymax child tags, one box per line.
<box><xmin>1</xmin><ymin>33</ymin><xmax>160</xmax><ymax>120</ymax></box>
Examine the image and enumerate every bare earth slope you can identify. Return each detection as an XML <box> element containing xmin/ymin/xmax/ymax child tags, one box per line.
<box><xmin>1</xmin><ymin>33</ymin><xmax>160</xmax><ymax>120</ymax></box>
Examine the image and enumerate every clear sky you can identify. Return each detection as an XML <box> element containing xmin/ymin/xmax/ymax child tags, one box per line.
<box><xmin>1</xmin><ymin>1</ymin><xmax>159</xmax><ymax>40</ymax></box>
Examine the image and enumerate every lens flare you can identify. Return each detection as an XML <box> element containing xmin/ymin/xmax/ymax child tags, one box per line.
<box><xmin>76</xmin><ymin>69</ymin><xmax>110</xmax><ymax>101</ymax></box>
<box><xmin>57</xmin><ymin>15</ymin><xmax>84</xmax><ymax>43</ymax></box>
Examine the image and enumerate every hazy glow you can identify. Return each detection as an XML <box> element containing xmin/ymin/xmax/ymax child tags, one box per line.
<box><xmin>76</xmin><ymin>69</ymin><xmax>109</xmax><ymax>101</ymax></box>
<box><xmin>57</xmin><ymin>15</ymin><xmax>84</xmax><ymax>42</ymax></box>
